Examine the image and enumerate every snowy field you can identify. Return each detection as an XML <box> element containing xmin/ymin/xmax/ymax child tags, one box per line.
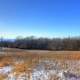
<box><xmin>0</xmin><ymin>60</ymin><xmax>80</xmax><ymax>80</ymax></box>
<box><xmin>0</xmin><ymin>49</ymin><xmax>80</xmax><ymax>80</ymax></box>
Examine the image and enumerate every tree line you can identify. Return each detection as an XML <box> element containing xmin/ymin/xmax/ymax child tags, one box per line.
<box><xmin>0</xmin><ymin>36</ymin><xmax>80</xmax><ymax>50</ymax></box>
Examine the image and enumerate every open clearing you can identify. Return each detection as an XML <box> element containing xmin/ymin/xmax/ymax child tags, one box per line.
<box><xmin>0</xmin><ymin>48</ymin><xmax>80</xmax><ymax>80</ymax></box>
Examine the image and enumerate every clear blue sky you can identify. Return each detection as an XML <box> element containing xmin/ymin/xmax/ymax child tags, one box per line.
<box><xmin>0</xmin><ymin>0</ymin><xmax>80</xmax><ymax>39</ymax></box>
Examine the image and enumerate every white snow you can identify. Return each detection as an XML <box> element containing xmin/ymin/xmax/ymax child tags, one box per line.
<box><xmin>0</xmin><ymin>66</ymin><xmax>12</xmax><ymax>74</ymax></box>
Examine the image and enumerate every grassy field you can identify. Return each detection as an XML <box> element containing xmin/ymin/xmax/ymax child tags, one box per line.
<box><xmin>0</xmin><ymin>48</ymin><xmax>80</xmax><ymax>80</ymax></box>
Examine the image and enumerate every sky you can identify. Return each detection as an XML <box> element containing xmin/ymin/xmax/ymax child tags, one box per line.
<box><xmin>0</xmin><ymin>0</ymin><xmax>80</xmax><ymax>39</ymax></box>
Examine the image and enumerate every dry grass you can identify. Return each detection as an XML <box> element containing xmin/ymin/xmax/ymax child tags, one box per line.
<box><xmin>0</xmin><ymin>49</ymin><xmax>80</xmax><ymax>72</ymax></box>
<box><xmin>0</xmin><ymin>48</ymin><xmax>80</xmax><ymax>80</ymax></box>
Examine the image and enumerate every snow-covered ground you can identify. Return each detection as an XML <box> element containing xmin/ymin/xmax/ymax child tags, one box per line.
<box><xmin>0</xmin><ymin>60</ymin><xmax>80</xmax><ymax>80</ymax></box>
<box><xmin>0</xmin><ymin>66</ymin><xmax>12</xmax><ymax>74</ymax></box>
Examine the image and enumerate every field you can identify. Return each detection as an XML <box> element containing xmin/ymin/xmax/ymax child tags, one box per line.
<box><xmin>0</xmin><ymin>48</ymin><xmax>80</xmax><ymax>80</ymax></box>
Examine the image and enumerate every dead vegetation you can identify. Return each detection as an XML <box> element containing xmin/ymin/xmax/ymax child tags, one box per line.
<box><xmin>0</xmin><ymin>48</ymin><xmax>80</xmax><ymax>80</ymax></box>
